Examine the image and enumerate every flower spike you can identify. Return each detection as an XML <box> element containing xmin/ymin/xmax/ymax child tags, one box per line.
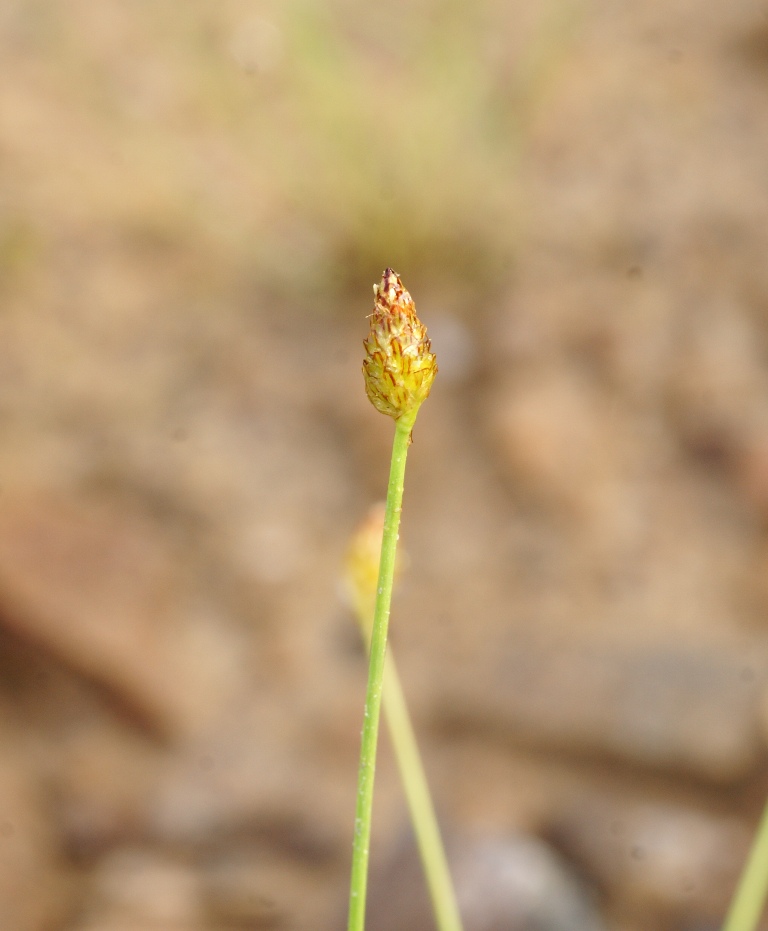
<box><xmin>362</xmin><ymin>269</ymin><xmax>437</xmax><ymax>421</ymax></box>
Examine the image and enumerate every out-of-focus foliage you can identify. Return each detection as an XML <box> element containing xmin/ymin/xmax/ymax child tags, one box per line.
<box><xmin>1</xmin><ymin>0</ymin><xmax>571</xmax><ymax>317</ymax></box>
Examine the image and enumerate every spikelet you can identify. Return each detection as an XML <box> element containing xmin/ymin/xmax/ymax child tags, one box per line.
<box><xmin>362</xmin><ymin>269</ymin><xmax>437</xmax><ymax>421</ymax></box>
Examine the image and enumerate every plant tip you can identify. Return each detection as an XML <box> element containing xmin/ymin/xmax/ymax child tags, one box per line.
<box><xmin>362</xmin><ymin>269</ymin><xmax>437</xmax><ymax>421</ymax></box>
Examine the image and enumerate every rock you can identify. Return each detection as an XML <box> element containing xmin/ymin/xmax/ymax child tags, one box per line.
<box><xmin>72</xmin><ymin>848</ymin><xmax>203</xmax><ymax>931</ymax></box>
<box><xmin>146</xmin><ymin>686</ymin><xmax>350</xmax><ymax>855</ymax></box>
<box><xmin>737</xmin><ymin>432</ymin><xmax>768</xmax><ymax>521</ymax></box>
<box><xmin>548</xmin><ymin>794</ymin><xmax>749</xmax><ymax>922</ymax></box>
<box><xmin>201</xmin><ymin>849</ymin><xmax>336</xmax><ymax>931</ymax></box>
<box><xmin>435</xmin><ymin>637</ymin><xmax>768</xmax><ymax>782</ymax></box>
<box><xmin>147</xmin><ymin>694</ymin><xmax>355</xmax><ymax>931</ymax></box>
<box><xmin>0</xmin><ymin>491</ymin><xmax>246</xmax><ymax>741</ymax></box>
<box><xmin>364</xmin><ymin>830</ymin><xmax>606</xmax><ymax>931</ymax></box>
<box><xmin>0</xmin><ymin>724</ymin><xmax>72</xmax><ymax>931</ymax></box>
<box><xmin>51</xmin><ymin>720</ymin><xmax>164</xmax><ymax>861</ymax></box>
<box><xmin>666</xmin><ymin>303</ymin><xmax>768</xmax><ymax>471</ymax></box>
<box><xmin>485</xmin><ymin>369</ymin><xmax>619</xmax><ymax>515</ymax></box>
<box><xmin>201</xmin><ymin>852</ymin><xmax>285</xmax><ymax>929</ymax></box>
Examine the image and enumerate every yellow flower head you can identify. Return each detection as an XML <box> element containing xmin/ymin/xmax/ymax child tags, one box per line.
<box><xmin>362</xmin><ymin>269</ymin><xmax>437</xmax><ymax>421</ymax></box>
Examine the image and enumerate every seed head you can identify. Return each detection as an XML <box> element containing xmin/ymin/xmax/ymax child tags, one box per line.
<box><xmin>362</xmin><ymin>269</ymin><xmax>437</xmax><ymax>421</ymax></box>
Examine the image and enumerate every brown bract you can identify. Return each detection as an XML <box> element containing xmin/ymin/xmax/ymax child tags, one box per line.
<box><xmin>362</xmin><ymin>269</ymin><xmax>437</xmax><ymax>421</ymax></box>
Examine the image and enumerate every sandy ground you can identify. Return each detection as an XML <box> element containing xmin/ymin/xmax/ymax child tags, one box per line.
<box><xmin>0</xmin><ymin>1</ymin><xmax>768</xmax><ymax>929</ymax></box>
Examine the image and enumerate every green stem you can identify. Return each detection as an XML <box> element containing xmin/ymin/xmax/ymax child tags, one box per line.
<box><xmin>347</xmin><ymin>413</ymin><xmax>416</xmax><ymax>931</ymax></box>
<box><xmin>722</xmin><ymin>798</ymin><xmax>768</xmax><ymax>931</ymax></box>
<box><xmin>381</xmin><ymin>650</ymin><xmax>464</xmax><ymax>931</ymax></box>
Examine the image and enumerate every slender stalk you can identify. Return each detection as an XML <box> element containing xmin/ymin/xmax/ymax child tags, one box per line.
<box><xmin>347</xmin><ymin>412</ymin><xmax>416</xmax><ymax>931</ymax></box>
<box><xmin>347</xmin><ymin>502</ymin><xmax>463</xmax><ymax>931</ymax></box>
<box><xmin>722</xmin><ymin>798</ymin><xmax>768</xmax><ymax>931</ymax></box>
<box><xmin>351</xmin><ymin>266</ymin><xmax>438</xmax><ymax>929</ymax></box>
<box><xmin>380</xmin><ymin>649</ymin><xmax>463</xmax><ymax>931</ymax></box>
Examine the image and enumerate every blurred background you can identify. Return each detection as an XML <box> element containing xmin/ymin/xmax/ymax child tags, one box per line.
<box><xmin>1</xmin><ymin>0</ymin><xmax>768</xmax><ymax>929</ymax></box>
